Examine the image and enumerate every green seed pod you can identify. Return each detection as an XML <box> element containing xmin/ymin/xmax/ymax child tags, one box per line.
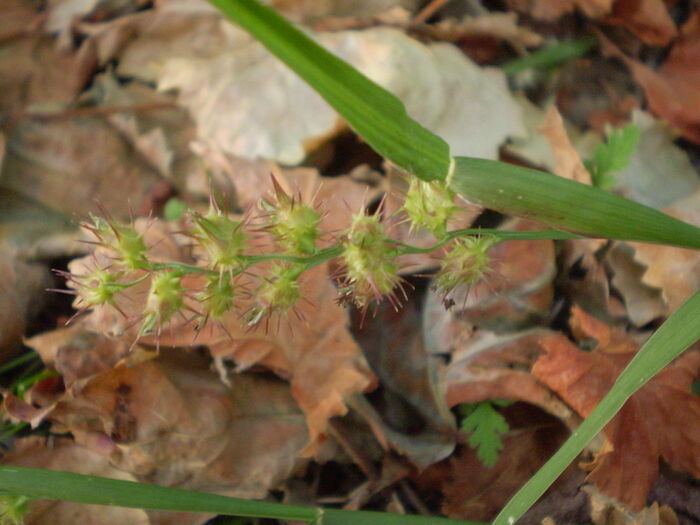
<box><xmin>261</xmin><ymin>179</ymin><xmax>321</xmax><ymax>255</ymax></box>
<box><xmin>402</xmin><ymin>178</ymin><xmax>457</xmax><ymax>237</ymax></box>
<box><xmin>141</xmin><ymin>271</ymin><xmax>185</xmax><ymax>335</ymax></box>
<box><xmin>340</xmin><ymin>213</ymin><xmax>401</xmax><ymax>308</ymax></box>
<box><xmin>190</xmin><ymin>209</ymin><xmax>247</xmax><ymax>271</ymax></box>
<box><xmin>198</xmin><ymin>273</ymin><xmax>236</xmax><ymax>320</ymax></box>
<box><xmin>435</xmin><ymin>236</ymin><xmax>498</xmax><ymax>295</ymax></box>
<box><xmin>256</xmin><ymin>262</ymin><xmax>303</xmax><ymax>312</ymax></box>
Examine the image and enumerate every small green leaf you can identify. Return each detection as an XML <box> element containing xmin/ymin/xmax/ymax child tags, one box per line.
<box><xmin>163</xmin><ymin>198</ymin><xmax>188</xmax><ymax>221</ymax></box>
<box><xmin>459</xmin><ymin>401</ymin><xmax>510</xmax><ymax>467</ymax></box>
<box><xmin>586</xmin><ymin>124</ymin><xmax>641</xmax><ymax>189</ymax></box>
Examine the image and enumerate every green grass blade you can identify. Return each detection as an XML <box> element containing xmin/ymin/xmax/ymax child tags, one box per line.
<box><xmin>0</xmin><ymin>466</ymin><xmax>479</xmax><ymax>525</ymax></box>
<box><xmin>500</xmin><ymin>37</ymin><xmax>596</xmax><ymax>75</ymax></box>
<box><xmin>207</xmin><ymin>0</ymin><xmax>451</xmax><ymax>182</ymax></box>
<box><xmin>493</xmin><ymin>291</ymin><xmax>700</xmax><ymax>525</ymax></box>
<box><xmin>450</xmin><ymin>157</ymin><xmax>700</xmax><ymax>249</ymax></box>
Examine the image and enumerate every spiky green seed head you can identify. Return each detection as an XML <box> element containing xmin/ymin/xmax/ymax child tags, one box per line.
<box><xmin>141</xmin><ymin>271</ymin><xmax>184</xmax><ymax>334</ymax></box>
<box><xmin>198</xmin><ymin>273</ymin><xmax>236</xmax><ymax>320</ymax></box>
<box><xmin>75</xmin><ymin>268</ymin><xmax>128</xmax><ymax>309</ymax></box>
<box><xmin>0</xmin><ymin>493</ymin><xmax>30</xmax><ymax>525</ymax></box>
<box><xmin>341</xmin><ymin>213</ymin><xmax>401</xmax><ymax>308</ymax></box>
<box><xmin>436</xmin><ymin>236</ymin><xmax>498</xmax><ymax>295</ymax></box>
<box><xmin>402</xmin><ymin>179</ymin><xmax>457</xmax><ymax>237</ymax></box>
<box><xmin>256</xmin><ymin>263</ymin><xmax>302</xmax><ymax>312</ymax></box>
<box><xmin>190</xmin><ymin>209</ymin><xmax>247</xmax><ymax>271</ymax></box>
<box><xmin>261</xmin><ymin>181</ymin><xmax>321</xmax><ymax>255</ymax></box>
<box><xmin>84</xmin><ymin>214</ymin><xmax>148</xmax><ymax>271</ymax></box>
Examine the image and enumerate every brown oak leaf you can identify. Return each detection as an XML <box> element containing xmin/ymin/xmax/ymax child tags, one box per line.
<box><xmin>532</xmin><ymin>306</ymin><xmax>700</xmax><ymax>509</ymax></box>
<box><xmin>600</xmin><ymin>12</ymin><xmax>700</xmax><ymax>144</ymax></box>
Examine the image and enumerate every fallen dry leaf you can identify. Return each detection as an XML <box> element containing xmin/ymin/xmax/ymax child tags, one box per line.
<box><xmin>600</xmin><ymin>12</ymin><xmax>700</xmax><ymax>144</ymax></box>
<box><xmin>506</xmin><ymin>0</ymin><xmax>613</xmax><ymax>20</ymax></box>
<box><xmin>421</xmin><ymin>406</ymin><xmax>569</xmax><ymax>521</ymax></box>
<box><xmin>420</xmin><ymin>12</ymin><xmax>543</xmax><ymax>49</ymax></box>
<box><xmin>1</xmin><ymin>117</ymin><xmax>168</xmax><ymax>219</ymax></box>
<box><xmin>17</xmin><ymin>349</ymin><xmax>310</xmax><ymax>500</ymax></box>
<box><xmin>24</xmin><ymin>319</ymin><xmax>132</xmax><ymax>386</ymax></box>
<box><xmin>606</xmin><ymin>243</ymin><xmax>665</xmax><ymax>326</ymax></box>
<box><xmin>585</xmin><ymin>485</ymin><xmax>680</xmax><ymax>525</ymax></box>
<box><xmin>0</xmin><ymin>24</ymin><xmax>96</xmax><ymax>113</ymax></box>
<box><xmin>110</xmin><ymin>3</ymin><xmax>523</xmax><ymax>164</ymax></box>
<box><xmin>612</xmin><ymin>110</ymin><xmax>699</xmax><ymax>210</ymax></box>
<box><xmin>2</xmin><ymin>437</ymin><xmax>150</xmax><ymax>525</ymax></box>
<box><xmin>443</xmin><ymin>329</ymin><xmax>578</xmax><ymax>430</ymax></box>
<box><xmin>631</xmin><ymin>190</ymin><xmax>700</xmax><ymax>311</ymax></box>
<box><xmin>604</xmin><ymin>0</ymin><xmax>677</xmax><ymax>47</ymax></box>
<box><xmin>349</xmin><ymin>297</ymin><xmax>456</xmax><ymax>467</ymax></box>
<box><xmin>532</xmin><ymin>306</ymin><xmax>700</xmax><ymax>509</ymax></box>
<box><xmin>538</xmin><ymin>105</ymin><xmax>593</xmax><ymax>185</ymax></box>
<box><xmin>0</xmin><ymin>250</ymin><xmax>50</xmax><ymax>359</ymax></box>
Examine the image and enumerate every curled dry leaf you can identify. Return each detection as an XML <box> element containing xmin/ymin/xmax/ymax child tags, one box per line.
<box><xmin>112</xmin><ymin>2</ymin><xmax>524</xmax><ymax>164</ymax></box>
<box><xmin>532</xmin><ymin>306</ymin><xmax>700</xmax><ymax>510</ymax></box>
<box><xmin>538</xmin><ymin>106</ymin><xmax>592</xmax><ymax>185</ymax></box>
<box><xmin>418</xmin><ymin>407</ymin><xmax>569</xmax><ymax>521</ymax></box>
<box><xmin>0</xmin><ymin>251</ymin><xmax>50</xmax><ymax>359</ymax></box>
<box><xmin>2</xmin><ymin>118</ymin><xmax>167</xmax><ymax>220</ymax></box>
<box><xmin>505</xmin><ymin>0</ymin><xmax>613</xmax><ymax>20</ymax></box>
<box><xmin>420</xmin><ymin>12</ymin><xmax>543</xmax><ymax>49</ymax></box>
<box><xmin>2</xmin><ymin>437</ymin><xmax>150</xmax><ymax>525</ymax></box>
<box><xmin>443</xmin><ymin>329</ymin><xmax>578</xmax><ymax>429</ymax></box>
<box><xmin>612</xmin><ymin>110</ymin><xmax>699</xmax><ymax>210</ymax></box>
<box><xmin>13</xmin><ymin>350</ymin><xmax>310</xmax><ymax>502</ymax></box>
<box><xmin>350</xmin><ymin>298</ymin><xmax>456</xmax><ymax>467</ymax></box>
<box><xmin>600</xmin><ymin>12</ymin><xmax>700</xmax><ymax>144</ymax></box>
<box><xmin>604</xmin><ymin>0</ymin><xmax>677</xmax><ymax>47</ymax></box>
<box><xmin>630</xmin><ymin>190</ymin><xmax>700</xmax><ymax>312</ymax></box>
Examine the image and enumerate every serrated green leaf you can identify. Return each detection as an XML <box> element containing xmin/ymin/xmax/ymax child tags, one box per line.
<box><xmin>587</xmin><ymin>124</ymin><xmax>641</xmax><ymax>188</ymax></box>
<box><xmin>459</xmin><ymin>401</ymin><xmax>509</xmax><ymax>467</ymax></box>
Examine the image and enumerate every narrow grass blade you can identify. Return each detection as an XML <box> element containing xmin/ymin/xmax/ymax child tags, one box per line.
<box><xmin>500</xmin><ymin>37</ymin><xmax>596</xmax><ymax>75</ymax></box>
<box><xmin>207</xmin><ymin>0</ymin><xmax>451</xmax><ymax>182</ymax></box>
<box><xmin>451</xmin><ymin>157</ymin><xmax>700</xmax><ymax>249</ymax></box>
<box><xmin>0</xmin><ymin>466</ymin><xmax>479</xmax><ymax>525</ymax></box>
<box><xmin>494</xmin><ymin>291</ymin><xmax>700</xmax><ymax>525</ymax></box>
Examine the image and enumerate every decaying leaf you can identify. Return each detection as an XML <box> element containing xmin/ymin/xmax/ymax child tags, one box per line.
<box><xmin>2</xmin><ymin>437</ymin><xmax>150</xmax><ymax>525</ymax></box>
<box><xmin>612</xmin><ymin>111</ymin><xmax>699</xmax><ymax>210</ymax></box>
<box><xmin>10</xmin><ymin>350</ymin><xmax>310</xmax><ymax>501</ymax></box>
<box><xmin>0</xmin><ymin>251</ymin><xmax>50</xmax><ymax>359</ymax></box>
<box><xmin>600</xmin><ymin>13</ymin><xmax>700</xmax><ymax>144</ymax></box>
<box><xmin>417</xmin><ymin>405</ymin><xmax>569</xmax><ymax>521</ymax></box>
<box><xmin>538</xmin><ymin>105</ymin><xmax>592</xmax><ymax>185</ymax></box>
<box><xmin>630</xmin><ymin>190</ymin><xmax>700</xmax><ymax>312</ymax></box>
<box><xmin>532</xmin><ymin>306</ymin><xmax>700</xmax><ymax>510</ymax></box>
<box><xmin>2</xmin><ymin>118</ymin><xmax>167</xmax><ymax>220</ymax></box>
<box><xmin>506</xmin><ymin>0</ymin><xmax>613</xmax><ymax>20</ymax></box>
<box><xmin>603</xmin><ymin>0</ymin><xmax>677</xmax><ymax>47</ymax></box>
<box><xmin>111</xmin><ymin>3</ymin><xmax>524</xmax><ymax>164</ymax></box>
